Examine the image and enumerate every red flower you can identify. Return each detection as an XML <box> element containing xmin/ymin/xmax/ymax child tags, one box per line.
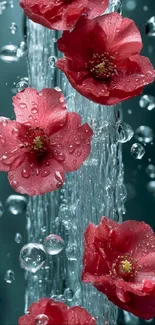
<box><xmin>18</xmin><ymin>298</ymin><xmax>96</xmax><ymax>325</ymax></box>
<box><xmin>57</xmin><ymin>13</ymin><xmax>155</xmax><ymax>105</ymax></box>
<box><xmin>20</xmin><ymin>0</ymin><xmax>108</xmax><ymax>31</ymax></box>
<box><xmin>0</xmin><ymin>88</ymin><xmax>93</xmax><ymax>196</ymax></box>
<box><xmin>82</xmin><ymin>217</ymin><xmax>155</xmax><ymax>319</ymax></box>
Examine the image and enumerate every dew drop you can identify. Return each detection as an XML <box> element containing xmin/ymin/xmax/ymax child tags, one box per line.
<box><xmin>19</xmin><ymin>102</ymin><xmax>27</xmax><ymax>109</ymax></box>
<box><xmin>35</xmin><ymin>314</ymin><xmax>49</xmax><ymax>325</ymax></box>
<box><xmin>31</xmin><ymin>107</ymin><xmax>38</xmax><ymax>114</ymax></box>
<box><xmin>139</xmin><ymin>94</ymin><xmax>155</xmax><ymax>111</ymax></box>
<box><xmin>9</xmin><ymin>22</ymin><xmax>18</xmax><ymax>34</ymax></box>
<box><xmin>4</xmin><ymin>270</ymin><xmax>15</xmax><ymax>283</ymax></box>
<box><xmin>0</xmin><ymin>44</ymin><xmax>19</xmax><ymax>63</ymax></box>
<box><xmin>43</xmin><ymin>234</ymin><xmax>65</xmax><ymax>255</ymax></box>
<box><xmin>68</xmin><ymin>144</ymin><xmax>75</xmax><ymax>153</ymax></box>
<box><xmin>19</xmin><ymin>243</ymin><xmax>47</xmax><ymax>273</ymax></box>
<box><xmin>146</xmin><ymin>17</ymin><xmax>155</xmax><ymax>36</ymax></box>
<box><xmin>15</xmin><ymin>233</ymin><xmax>22</xmax><ymax>244</ymax></box>
<box><xmin>117</xmin><ymin>121</ymin><xmax>134</xmax><ymax>143</ymax></box>
<box><xmin>0</xmin><ymin>135</ymin><xmax>5</xmax><ymax>145</ymax></box>
<box><xmin>131</xmin><ymin>143</ymin><xmax>145</xmax><ymax>159</ymax></box>
<box><xmin>135</xmin><ymin>126</ymin><xmax>153</xmax><ymax>143</ymax></box>
<box><xmin>22</xmin><ymin>168</ymin><xmax>31</xmax><ymax>178</ymax></box>
<box><xmin>6</xmin><ymin>195</ymin><xmax>27</xmax><ymax>215</ymax></box>
<box><xmin>41</xmin><ymin>170</ymin><xmax>50</xmax><ymax>177</ymax></box>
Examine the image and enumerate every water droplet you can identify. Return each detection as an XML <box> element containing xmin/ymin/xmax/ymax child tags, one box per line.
<box><xmin>139</xmin><ymin>94</ymin><xmax>155</xmax><ymax>111</ymax></box>
<box><xmin>15</xmin><ymin>233</ymin><xmax>22</xmax><ymax>244</ymax></box>
<box><xmin>4</xmin><ymin>270</ymin><xmax>15</xmax><ymax>283</ymax></box>
<box><xmin>131</xmin><ymin>143</ymin><xmax>145</xmax><ymax>159</ymax></box>
<box><xmin>146</xmin><ymin>164</ymin><xmax>155</xmax><ymax>178</ymax></box>
<box><xmin>66</xmin><ymin>244</ymin><xmax>77</xmax><ymax>261</ymax></box>
<box><xmin>9</xmin><ymin>22</ymin><xmax>18</xmax><ymax>34</ymax></box>
<box><xmin>6</xmin><ymin>195</ymin><xmax>27</xmax><ymax>215</ymax></box>
<box><xmin>48</xmin><ymin>55</ymin><xmax>57</xmax><ymax>68</ymax></box>
<box><xmin>68</xmin><ymin>144</ymin><xmax>75</xmax><ymax>153</ymax></box>
<box><xmin>117</xmin><ymin>121</ymin><xmax>134</xmax><ymax>143</ymax></box>
<box><xmin>0</xmin><ymin>44</ymin><xmax>19</xmax><ymax>63</ymax></box>
<box><xmin>16</xmin><ymin>78</ymin><xmax>28</xmax><ymax>92</ymax></box>
<box><xmin>16</xmin><ymin>41</ymin><xmax>27</xmax><ymax>58</ymax></box>
<box><xmin>0</xmin><ymin>201</ymin><xmax>4</xmax><ymax>217</ymax></box>
<box><xmin>0</xmin><ymin>1</ymin><xmax>8</xmax><ymax>14</ymax></box>
<box><xmin>35</xmin><ymin>314</ymin><xmax>49</xmax><ymax>325</ymax></box>
<box><xmin>19</xmin><ymin>102</ymin><xmax>27</xmax><ymax>109</ymax></box>
<box><xmin>64</xmin><ymin>288</ymin><xmax>73</xmax><ymax>301</ymax></box>
<box><xmin>0</xmin><ymin>135</ymin><xmax>5</xmax><ymax>145</ymax></box>
<box><xmin>31</xmin><ymin>107</ymin><xmax>38</xmax><ymax>114</ymax></box>
<box><xmin>22</xmin><ymin>168</ymin><xmax>31</xmax><ymax>178</ymax></box>
<box><xmin>19</xmin><ymin>243</ymin><xmax>47</xmax><ymax>273</ymax></box>
<box><xmin>135</xmin><ymin>126</ymin><xmax>153</xmax><ymax>143</ymax></box>
<box><xmin>146</xmin><ymin>17</ymin><xmax>155</xmax><ymax>36</ymax></box>
<box><xmin>43</xmin><ymin>234</ymin><xmax>64</xmax><ymax>255</ymax></box>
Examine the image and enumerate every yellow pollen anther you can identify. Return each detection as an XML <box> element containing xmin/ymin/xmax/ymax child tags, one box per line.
<box><xmin>120</xmin><ymin>260</ymin><xmax>132</xmax><ymax>273</ymax></box>
<box><xmin>33</xmin><ymin>136</ymin><xmax>43</xmax><ymax>150</ymax></box>
<box><xmin>95</xmin><ymin>62</ymin><xmax>105</xmax><ymax>73</ymax></box>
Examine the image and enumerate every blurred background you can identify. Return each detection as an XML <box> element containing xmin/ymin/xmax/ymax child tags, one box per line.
<box><xmin>0</xmin><ymin>0</ymin><xmax>155</xmax><ymax>324</ymax></box>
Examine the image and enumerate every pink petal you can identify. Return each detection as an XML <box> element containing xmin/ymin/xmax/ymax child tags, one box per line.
<box><xmin>0</xmin><ymin>119</ymin><xmax>25</xmax><ymax>171</ymax></box>
<box><xmin>67</xmin><ymin>306</ymin><xmax>96</xmax><ymax>325</ymax></box>
<box><xmin>50</xmin><ymin>112</ymin><xmax>93</xmax><ymax>172</ymax></box>
<box><xmin>13</xmin><ymin>88</ymin><xmax>67</xmax><ymax>134</ymax></box>
<box><xmin>96</xmin><ymin>13</ymin><xmax>142</xmax><ymax>57</ymax></box>
<box><xmin>18</xmin><ymin>315</ymin><xmax>34</xmax><ymax>325</ymax></box>
<box><xmin>86</xmin><ymin>0</ymin><xmax>108</xmax><ymax>19</ymax></box>
<box><xmin>8</xmin><ymin>157</ymin><xmax>65</xmax><ymax>196</ymax></box>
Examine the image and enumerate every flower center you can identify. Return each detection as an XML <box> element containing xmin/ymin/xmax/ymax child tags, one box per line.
<box><xmin>88</xmin><ymin>53</ymin><xmax>116</xmax><ymax>80</ymax></box>
<box><xmin>114</xmin><ymin>254</ymin><xmax>138</xmax><ymax>281</ymax></box>
<box><xmin>22</xmin><ymin>127</ymin><xmax>50</xmax><ymax>157</ymax></box>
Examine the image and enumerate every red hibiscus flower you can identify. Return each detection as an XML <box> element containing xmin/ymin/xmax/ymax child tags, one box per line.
<box><xmin>18</xmin><ymin>298</ymin><xmax>96</xmax><ymax>325</ymax></box>
<box><xmin>0</xmin><ymin>88</ymin><xmax>93</xmax><ymax>196</ymax></box>
<box><xmin>57</xmin><ymin>13</ymin><xmax>155</xmax><ymax>105</ymax></box>
<box><xmin>82</xmin><ymin>217</ymin><xmax>155</xmax><ymax>319</ymax></box>
<box><xmin>20</xmin><ymin>0</ymin><xmax>108</xmax><ymax>31</ymax></box>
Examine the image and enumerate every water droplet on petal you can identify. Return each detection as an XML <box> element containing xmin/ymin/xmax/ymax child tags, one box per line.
<box><xmin>15</xmin><ymin>233</ymin><xmax>22</xmax><ymax>244</ymax></box>
<box><xmin>4</xmin><ymin>270</ymin><xmax>15</xmax><ymax>283</ymax></box>
<box><xmin>31</xmin><ymin>107</ymin><xmax>38</xmax><ymax>114</ymax></box>
<box><xmin>22</xmin><ymin>168</ymin><xmax>31</xmax><ymax>178</ymax></box>
<box><xmin>9</xmin><ymin>22</ymin><xmax>18</xmax><ymax>34</ymax></box>
<box><xmin>117</xmin><ymin>121</ymin><xmax>134</xmax><ymax>143</ymax></box>
<box><xmin>135</xmin><ymin>126</ymin><xmax>153</xmax><ymax>143</ymax></box>
<box><xmin>43</xmin><ymin>234</ymin><xmax>65</xmax><ymax>255</ymax></box>
<box><xmin>35</xmin><ymin>314</ymin><xmax>49</xmax><ymax>325</ymax></box>
<box><xmin>68</xmin><ymin>144</ymin><xmax>75</xmax><ymax>153</ymax></box>
<box><xmin>6</xmin><ymin>195</ymin><xmax>27</xmax><ymax>215</ymax></box>
<box><xmin>41</xmin><ymin>170</ymin><xmax>50</xmax><ymax>177</ymax></box>
<box><xmin>19</xmin><ymin>243</ymin><xmax>46</xmax><ymax>273</ymax></box>
<box><xmin>131</xmin><ymin>143</ymin><xmax>145</xmax><ymax>159</ymax></box>
<box><xmin>19</xmin><ymin>102</ymin><xmax>27</xmax><ymax>109</ymax></box>
<box><xmin>0</xmin><ymin>135</ymin><xmax>5</xmax><ymax>145</ymax></box>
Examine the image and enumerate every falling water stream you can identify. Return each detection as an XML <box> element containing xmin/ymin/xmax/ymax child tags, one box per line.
<box><xmin>25</xmin><ymin>0</ymin><xmax>123</xmax><ymax>324</ymax></box>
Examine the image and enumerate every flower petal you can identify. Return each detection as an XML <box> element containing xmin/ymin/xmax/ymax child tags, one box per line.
<box><xmin>8</xmin><ymin>157</ymin><xmax>65</xmax><ymax>195</ymax></box>
<box><xmin>0</xmin><ymin>119</ymin><xmax>25</xmax><ymax>171</ymax></box>
<box><xmin>50</xmin><ymin>112</ymin><xmax>93</xmax><ymax>172</ymax></box>
<box><xmin>13</xmin><ymin>88</ymin><xmax>67</xmax><ymax>134</ymax></box>
<box><xmin>67</xmin><ymin>306</ymin><xmax>96</xmax><ymax>325</ymax></box>
<box><xmin>86</xmin><ymin>0</ymin><xmax>108</xmax><ymax>19</ymax></box>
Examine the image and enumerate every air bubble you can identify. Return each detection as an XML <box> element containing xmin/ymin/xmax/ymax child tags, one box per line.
<box><xmin>9</xmin><ymin>22</ymin><xmax>18</xmax><ymax>34</ymax></box>
<box><xmin>15</xmin><ymin>233</ymin><xmax>22</xmax><ymax>244</ymax></box>
<box><xmin>146</xmin><ymin>17</ymin><xmax>155</xmax><ymax>36</ymax></box>
<box><xmin>135</xmin><ymin>126</ymin><xmax>153</xmax><ymax>143</ymax></box>
<box><xmin>4</xmin><ymin>270</ymin><xmax>15</xmax><ymax>283</ymax></box>
<box><xmin>0</xmin><ymin>44</ymin><xmax>19</xmax><ymax>63</ymax></box>
<box><xmin>139</xmin><ymin>95</ymin><xmax>155</xmax><ymax>111</ymax></box>
<box><xmin>16</xmin><ymin>78</ymin><xmax>28</xmax><ymax>92</ymax></box>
